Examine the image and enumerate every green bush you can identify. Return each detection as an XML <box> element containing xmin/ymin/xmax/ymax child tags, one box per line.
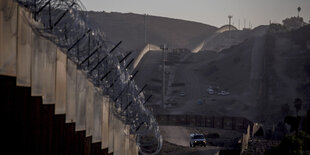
<box><xmin>265</xmin><ymin>131</ymin><xmax>310</xmax><ymax>155</ymax></box>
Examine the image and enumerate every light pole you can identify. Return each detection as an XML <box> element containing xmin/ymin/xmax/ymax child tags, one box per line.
<box><xmin>144</xmin><ymin>14</ymin><xmax>147</xmax><ymax>44</ymax></box>
<box><xmin>228</xmin><ymin>15</ymin><xmax>233</xmax><ymax>31</ymax></box>
<box><xmin>161</xmin><ymin>44</ymin><xmax>168</xmax><ymax>108</ymax></box>
<box><xmin>297</xmin><ymin>7</ymin><xmax>301</xmax><ymax>18</ymax></box>
<box><xmin>228</xmin><ymin>15</ymin><xmax>233</xmax><ymax>43</ymax></box>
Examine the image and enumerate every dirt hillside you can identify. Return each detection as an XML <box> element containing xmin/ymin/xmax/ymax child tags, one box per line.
<box><xmin>135</xmin><ymin>25</ymin><xmax>310</xmax><ymax>128</ymax></box>
<box><xmin>86</xmin><ymin>11</ymin><xmax>217</xmax><ymax>50</ymax></box>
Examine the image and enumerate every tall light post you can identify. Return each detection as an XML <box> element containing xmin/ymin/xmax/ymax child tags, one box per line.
<box><xmin>144</xmin><ymin>14</ymin><xmax>148</xmax><ymax>44</ymax></box>
<box><xmin>161</xmin><ymin>44</ymin><xmax>168</xmax><ymax>108</ymax></box>
<box><xmin>228</xmin><ymin>15</ymin><xmax>233</xmax><ymax>31</ymax></box>
<box><xmin>297</xmin><ymin>7</ymin><xmax>301</xmax><ymax>18</ymax></box>
<box><xmin>228</xmin><ymin>15</ymin><xmax>233</xmax><ymax>43</ymax></box>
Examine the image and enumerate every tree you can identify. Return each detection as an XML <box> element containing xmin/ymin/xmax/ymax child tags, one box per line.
<box><xmin>285</xmin><ymin>116</ymin><xmax>301</xmax><ymax>133</ymax></box>
<box><xmin>281</xmin><ymin>103</ymin><xmax>290</xmax><ymax>116</ymax></box>
<box><xmin>265</xmin><ymin>131</ymin><xmax>310</xmax><ymax>155</ymax></box>
<box><xmin>294</xmin><ymin>98</ymin><xmax>303</xmax><ymax>116</ymax></box>
<box><xmin>297</xmin><ymin>7</ymin><xmax>301</xmax><ymax>17</ymax></box>
<box><xmin>302</xmin><ymin>110</ymin><xmax>310</xmax><ymax>134</ymax></box>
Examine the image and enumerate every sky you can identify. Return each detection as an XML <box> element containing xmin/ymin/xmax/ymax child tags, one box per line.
<box><xmin>79</xmin><ymin>0</ymin><xmax>310</xmax><ymax>28</ymax></box>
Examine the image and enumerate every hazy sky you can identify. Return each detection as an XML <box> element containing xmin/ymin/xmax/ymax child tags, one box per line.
<box><xmin>80</xmin><ymin>0</ymin><xmax>310</xmax><ymax>28</ymax></box>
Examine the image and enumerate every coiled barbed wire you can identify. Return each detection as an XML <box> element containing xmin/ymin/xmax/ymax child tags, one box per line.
<box><xmin>15</xmin><ymin>0</ymin><xmax>162</xmax><ymax>154</ymax></box>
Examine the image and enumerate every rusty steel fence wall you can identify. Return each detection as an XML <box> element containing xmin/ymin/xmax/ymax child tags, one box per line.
<box><xmin>155</xmin><ymin>115</ymin><xmax>254</xmax><ymax>133</ymax></box>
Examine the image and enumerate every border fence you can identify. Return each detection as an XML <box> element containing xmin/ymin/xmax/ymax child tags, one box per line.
<box><xmin>155</xmin><ymin>114</ymin><xmax>254</xmax><ymax>133</ymax></box>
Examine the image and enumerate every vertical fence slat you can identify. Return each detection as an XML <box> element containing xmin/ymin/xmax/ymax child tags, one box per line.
<box><xmin>124</xmin><ymin>125</ymin><xmax>130</xmax><ymax>155</ymax></box>
<box><xmin>113</xmin><ymin>117</ymin><xmax>124</xmax><ymax>155</ymax></box>
<box><xmin>55</xmin><ymin>49</ymin><xmax>67</xmax><ymax>114</ymax></box>
<box><xmin>129</xmin><ymin>134</ymin><xmax>136</xmax><ymax>155</ymax></box>
<box><xmin>66</xmin><ymin>59</ymin><xmax>76</xmax><ymax>123</ymax></box>
<box><xmin>92</xmin><ymin>88</ymin><xmax>102</xmax><ymax>143</ymax></box>
<box><xmin>42</xmin><ymin>40</ymin><xmax>56</xmax><ymax>104</ymax></box>
<box><xmin>86</xmin><ymin>81</ymin><xmax>94</xmax><ymax>137</ymax></box>
<box><xmin>102</xmin><ymin>95</ymin><xmax>109</xmax><ymax>149</ymax></box>
<box><xmin>16</xmin><ymin>7</ymin><xmax>32</xmax><ymax>87</ymax></box>
<box><xmin>75</xmin><ymin>70</ymin><xmax>87</xmax><ymax>131</ymax></box>
<box><xmin>0</xmin><ymin>1</ymin><xmax>17</xmax><ymax>76</ymax></box>
<box><xmin>108</xmin><ymin>108</ymin><xmax>114</xmax><ymax>153</ymax></box>
<box><xmin>31</xmin><ymin>35</ymin><xmax>45</xmax><ymax>96</ymax></box>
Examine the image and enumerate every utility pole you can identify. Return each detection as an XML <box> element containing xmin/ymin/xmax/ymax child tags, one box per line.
<box><xmin>161</xmin><ymin>44</ymin><xmax>168</xmax><ymax>108</ymax></box>
<box><xmin>249</xmin><ymin>20</ymin><xmax>252</xmax><ymax>29</ymax></box>
<box><xmin>228</xmin><ymin>15</ymin><xmax>233</xmax><ymax>43</ymax></box>
<box><xmin>144</xmin><ymin>14</ymin><xmax>147</xmax><ymax>44</ymax></box>
<box><xmin>244</xmin><ymin>18</ymin><xmax>246</xmax><ymax>29</ymax></box>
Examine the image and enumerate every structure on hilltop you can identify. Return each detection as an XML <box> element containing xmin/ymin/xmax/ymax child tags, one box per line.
<box><xmin>282</xmin><ymin>17</ymin><xmax>307</xmax><ymax>31</ymax></box>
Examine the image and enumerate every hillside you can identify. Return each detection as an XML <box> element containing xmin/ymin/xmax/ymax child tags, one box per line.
<box><xmin>202</xmin><ymin>25</ymin><xmax>268</xmax><ymax>52</ymax></box>
<box><xmin>135</xmin><ymin>25</ymin><xmax>310</xmax><ymax>128</ymax></box>
<box><xmin>86</xmin><ymin>11</ymin><xmax>217</xmax><ymax>50</ymax></box>
<box><xmin>85</xmin><ymin>10</ymin><xmax>310</xmax><ymax>127</ymax></box>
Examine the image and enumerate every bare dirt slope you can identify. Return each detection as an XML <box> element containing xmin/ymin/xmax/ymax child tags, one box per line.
<box><xmin>159</xmin><ymin>140</ymin><xmax>220</xmax><ymax>155</ymax></box>
<box><xmin>159</xmin><ymin>126</ymin><xmax>242</xmax><ymax>147</ymax></box>
<box><xmin>86</xmin><ymin>11</ymin><xmax>217</xmax><ymax>50</ymax></box>
<box><xmin>159</xmin><ymin>126</ymin><xmax>242</xmax><ymax>155</ymax></box>
<box><xmin>202</xmin><ymin>25</ymin><xmax>268</xmax><ymax>52</ymax></box>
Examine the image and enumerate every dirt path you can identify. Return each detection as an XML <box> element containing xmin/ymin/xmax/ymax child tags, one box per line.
<box><xmin>249</xmin><ymin>36</ymin><xmax>265</xmax><ymax>93</ymax></box>
<box><xmin>159</xmin><ymin>126</ymin><xmax>242</xmax><ymax>155</ymax></box>
<box><xmin>160</xmin><ymin>126</ymin><xmax>191</xmax><ymax>147</ymax></box>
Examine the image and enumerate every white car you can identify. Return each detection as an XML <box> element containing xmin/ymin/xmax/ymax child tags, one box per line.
<box><xmin>189</xmin><ymin>134</ymin><xmax>207</xmax><ymax>147</ymax></box>
<box><xmin>179</xmin><ymin>92</ymin><xmax>185</xmax><ymax>97</ymax></box>
<box><xmin>218</xmin><ymin>91</ymin><xmax>230</xmax><ymax>96</ymax></box>
<box><xmin>207</xmin><ymin>88</ymin><xmax>214</xmax><ymax>95</ymax></box>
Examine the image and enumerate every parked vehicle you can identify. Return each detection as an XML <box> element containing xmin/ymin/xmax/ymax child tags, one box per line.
<box><xmin>218</xmin><ymin>90</ymin><xmax>230</xmax><ymax>96</ymax></box>
<box><xmin>189</xmin><ymin>134</ymin><xmax>207</xmax><ymax>147</ymax></box>
<box><xmin>207</xmin><ymin>88</ymin><xmax>215</xmax><ymax>95</ymax></box>
<box><xmin>179</xmin><ymin>92</ymin><xmax>185</xmax><ymax>97</ymax></box>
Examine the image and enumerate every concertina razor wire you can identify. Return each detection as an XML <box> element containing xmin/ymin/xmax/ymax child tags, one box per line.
<box><xmin>15</xmin><ymin>0</ymin><xmax>162</xmax><ymax>154</ymax></box>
